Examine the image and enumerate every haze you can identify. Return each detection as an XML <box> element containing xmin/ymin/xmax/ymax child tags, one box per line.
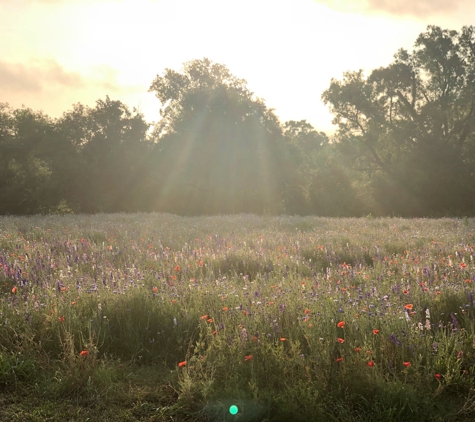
<box><xmin>1</xmin><ymin>0</ymin><xmax>474</xmax><ymax>133</ymax></box>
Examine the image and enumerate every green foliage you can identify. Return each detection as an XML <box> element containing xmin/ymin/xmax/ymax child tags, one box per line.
<box><xmin>2</xmin><ymin>26</ymin><xmax>475</xmax><ymax>217</ymax></box>
<box><xmin>1</xmin><ymin>214</ymin><xmax>475</xmax><ymax>420</ymax></box>
<box><xmin>322</xmin><ymin>25</ymin><xmax>475</xmax><ymax>217</ymax></box>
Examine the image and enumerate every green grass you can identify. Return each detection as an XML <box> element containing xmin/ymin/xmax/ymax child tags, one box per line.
<box><xmin>0</xmin><ymin>214</ymin><xmax>474</xmax><ymax>421</ymax></box>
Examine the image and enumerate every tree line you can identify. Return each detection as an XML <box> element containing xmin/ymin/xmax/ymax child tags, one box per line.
<box><xmin>1</xmin><ymin>25</ymin><xmax>475</xmax><ymax>217</ymax></box>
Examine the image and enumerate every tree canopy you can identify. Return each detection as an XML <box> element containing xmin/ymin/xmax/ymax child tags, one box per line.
<box><xmin>322</xmin><ymin>25</ymin><xmax>475</xmax><ymax>216</ymax></box>
<box><xmin>1</xmin><ymin>26</ymin><xmax>475</xmax><ymax>217</ymax></box>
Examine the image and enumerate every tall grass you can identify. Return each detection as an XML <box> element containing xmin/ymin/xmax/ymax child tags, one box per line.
<box><xmin>0</xmin><ymin>214</ymin><xmax>474</xmax><ymax>421</ymax></box>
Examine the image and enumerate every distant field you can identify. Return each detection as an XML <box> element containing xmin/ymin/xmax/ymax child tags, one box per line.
<box><xmin>0</xmin><ymin>214</ymin><xmax>474</xmax><ymax>421</ymax></box>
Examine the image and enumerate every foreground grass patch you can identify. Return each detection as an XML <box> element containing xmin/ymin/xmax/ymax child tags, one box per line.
<box><xmin>0</xmin><ymin>214</ymin><xmax>474</xmax><ymax>421</ymax></box>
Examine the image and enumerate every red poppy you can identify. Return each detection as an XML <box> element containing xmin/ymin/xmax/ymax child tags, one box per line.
<box><xmin>178</xmin><ymin>361</ymin><xmax>187</xmax><ymax>367</ymax></box>
<box><xmin>280</xmin><ymin>337</ymin><xmax>286</xmax><ymax>342</ymax></box>
<box><xmin>152</xmin><ymin>286</ymin><xmax>158</xmax><ymax>293</ymax></box>
<box><xmin>354</xmin><ymin>347</ymin><xmax>361</xmax><ymax>353</ymax></box>
<box><xmin>403</xmin><ymin>361</ymin><xmax>411</xmax><ymax>367</ymax></box>
<box><xmin>367</xmin><ymin>361</ymin><xmax>374</xmax><ymax>367</ymax></box>
<box><xmin>207</xmin><ymin>318</ymin><xmax>213</xmax><ymax>323</ymax></box>
<box><xmin>201</xmin><ymin>315</ymin><xmax>208</xmax><ymax>320</ymax></box>
<box><xmin>222</xmin><ymin>307</ymin><xmax>228</xmax><ymax>311</ymax></box>
<box><xmin>245</xmin><ymin>355</ymin><xmax>253</xmax><ymax>361</ymax></box>
<box><xmin>435</xmin><ymin>373</ymin><xmax>441</xmax><ymax>380</ymax></box>
<box><xmin>304</xmin><ymin>309</ymin><xmax>310</xmax><ymax>314</ymax></box>
<box><xmin>212</xmin><ymin>330</ymin><xmax>217</xmax><ymax>335</ymax></box>
<box><xmin>372</xmin><ymin>329</ymin><xmax>380</xmax><ymax>335</ymax></box>
<box><xmin>336</xmin><ymin>357</ymin><xmax>343</xmax><ymax>362</ymax></box>
<box><xmin>404</xmin><ymin>304</ymin><xmax>413</xmax><ymax>310</ymax></box>
<box><xmin>174</xmin><ymin>265</ymin><xmax>180</xmax><ymax>272</ymax></box>
<box><xmin>337</xmin><ymin>321</ymin><xmax>345</xmax><ymax>328</ymax></box>
<box><xmin>58</xmin><ymin>316</ymin><xmax>65</xmax><ymax>322</ymax></box>
<box><xmin>11</xmin><ymin>286</ymin><xmax>17</xmax><ymax>294</ymax></box>
<box><xmin>79</xmin><ymin>350</ymin><xmax>89</xmax><ymax>357</ymax></box>
<box><xmin>337</xmin><ymin>338</ymin><xmax>345</xmax><ymax>344</ymax></box>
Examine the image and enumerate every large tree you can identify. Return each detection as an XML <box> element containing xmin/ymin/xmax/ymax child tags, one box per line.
<box><xmin>322</xmin><ymin>25</ymin><xmax>475</xmax><ymax>216</ymax></box>
<box><xmin>148</xmin><ymin>58</ymin><xmax>286</xmax><ymax>215</ymax></box>
<box><xmin>0</xmin><ymin>104</ymin><xmax>74</xmax><ymax>215</ymax></box>
<box><xmin>56</xmin><ymin>97</ymin><xmax>150</xmax><ymax>213</ymax></box>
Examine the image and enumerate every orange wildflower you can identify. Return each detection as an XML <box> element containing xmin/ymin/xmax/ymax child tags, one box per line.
<box><xmin>245</xmin><ymin>355</ymin><xmax>253</xmax><ymax>361</ymax></box>
<box><xmin>337</xmin><ymin>338</ymin><xmax>345</xmax><ymax>344</ymax></box>
<box><xmin>280</xmin><ymin>337</ymin><xmax>286</xmax><ymax>342</ymax></box>
<box><xmin>152</xmin><ymin>286</ymin><xmax>158</xmax><ymax>293</ymax></box>
<box><xmin>404</xmin><ymin>304</ymin><xmax>413</xmax><ymax>310</ymax></box>
<box><xmin>174</xmin><ymin>265</ymin><xmax>180</xmax><ymax>272</ymax></box>
<box><xmin>178</xmin><ymin>361</ymin><xmax>187</xmax><ymax>367</ymax></box>
<box><xmin>403</xmin><ymin>361</ymin><xmax>411</xmax><ymax>368</ymax></box>
<box><xmin>11</xmin><ymin>286</ymin><xmax>17</xmax><ymax>294</ymax></box>
<box><xmin>222</xmin><ymin>307</ymin><xmax>228</xmax><ymax>311</ymax></box>
<box><xmin>201</xmin><ymin>315</ymin><xmax>208</xmax><ymax>320</ymax></box>
<box><xmin>372</xmin><ymin>329</ymin><xmax>380</xmax><ymax>335</ymax></box>
<box><xmin>337</xmin><ymin>321</ymin><xmax>345</xmax><ymax>328</ymax></box>
<box><xmin>79</xmin><ymin>350</ymin><xmax>89</xmax><ymax>357</ymax></box>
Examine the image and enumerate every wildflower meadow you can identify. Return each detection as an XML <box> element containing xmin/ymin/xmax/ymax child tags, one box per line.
<box><xmin>0</xmin><ymin>214</ymin><xmax>474</xmax><ymax>421</ymax></box>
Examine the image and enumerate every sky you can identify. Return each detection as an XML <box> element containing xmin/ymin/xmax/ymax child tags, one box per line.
<box><xmin>1</xmin><ymin>0</ymin><xmax>474</xmax><ymax>134</ymax></box>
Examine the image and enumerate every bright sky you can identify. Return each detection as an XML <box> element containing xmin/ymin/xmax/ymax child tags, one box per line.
<box><xmin>1</xmin><ymin>0</ymin><xmax>474</xmax><ymax>134</ymax></box>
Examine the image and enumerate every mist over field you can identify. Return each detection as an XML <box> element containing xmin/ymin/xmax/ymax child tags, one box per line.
<box><xmin>2</xmin><ymin>25</ymin><xmax>475</xmax><ymax>219</ymax></box>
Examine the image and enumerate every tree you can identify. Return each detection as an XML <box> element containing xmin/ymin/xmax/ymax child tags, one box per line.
<box><xmin>281</xmin><ymin>120</ymin><xmax>363</xmax><ymax>216</ymax></box>
<box><xmin>322</xmin><ymin>25</ymin><xmax>475</xmax><ymax>216</ymax></box>
<box><xmin>0</xmin><ymin>104</ymin><xmax>71</xmax><ymax>215</ymax></box>
<box><xmin>148</xmin><ymin>58</ymin><xmax>286</xmax><ymax>215</ymax></box>
<box><xmin>56</xmin><ymin>97</ymin><xmax>150</xmax><ymax>213</ymax></box>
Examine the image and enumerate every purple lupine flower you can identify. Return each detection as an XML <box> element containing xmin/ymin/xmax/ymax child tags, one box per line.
<box><xmin>450</xmin><ymin>313</ymin><xmax>458</xmax><ymax>331</ymax></box>
<box><xmin>390</xmin><ymin>334</ymin><xmax>401</xmax><ymax>346</ymax></box>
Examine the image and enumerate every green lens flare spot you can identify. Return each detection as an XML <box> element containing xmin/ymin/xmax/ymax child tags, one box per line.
<box><xmin>229</xmin><ymin>405</ymin><xmax>239</xmax><ymax>415</ymax></box>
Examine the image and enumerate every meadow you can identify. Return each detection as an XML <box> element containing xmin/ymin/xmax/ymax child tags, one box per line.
<box><xmin>0</xmin><ymin>213</ymin><xmax>474</xmax><ymax>421</ymax></box>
